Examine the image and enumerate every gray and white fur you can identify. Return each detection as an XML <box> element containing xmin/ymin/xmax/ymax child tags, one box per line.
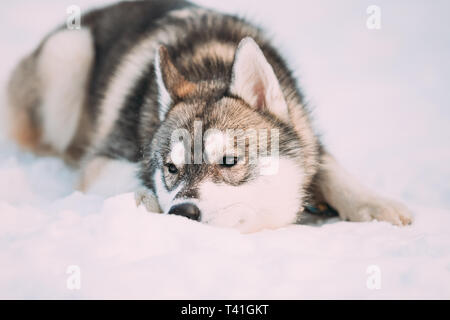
<box><xmin>6</xmin><ymin>0</ymin><xmax>412</xmax><ymax>232</ymax></box>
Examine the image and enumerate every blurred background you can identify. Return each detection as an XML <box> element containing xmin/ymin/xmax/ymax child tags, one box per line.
<box><xmin>1</xmin><ymin>0</ymin><xmax>449</xmax><ymax>209</ymax></box>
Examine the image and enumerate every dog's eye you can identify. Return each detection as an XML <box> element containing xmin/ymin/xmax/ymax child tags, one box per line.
<box><xmin>221</xmin><ymin>156</ymin><xmax>239</xmax><ymax>168</ymax></box>
<box><xmin>166</xmin><ymin>163</ymin><xmax>178</xmax><ymax>174</ymax></box>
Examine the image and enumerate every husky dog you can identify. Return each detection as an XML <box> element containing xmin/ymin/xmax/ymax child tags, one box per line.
<box><xmin>7</xmin><ymin>0</ymin><xmax>412</xmax><ymax>232</ymax></box>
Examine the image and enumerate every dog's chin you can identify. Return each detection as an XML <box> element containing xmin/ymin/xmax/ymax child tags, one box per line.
<box><xmin>201</xmin><ymin>203</ymin><xmax>296</xmax><ymax>234</ymax></box>
<box><xmin>196</xmin><ymin>158</ymin><xmax>304</xmax><ymax>233</ymax></box>
<box><xmin>201</xmin><ymin>203</ymin><xmax>260</xmax><ymax>233</ymax></box>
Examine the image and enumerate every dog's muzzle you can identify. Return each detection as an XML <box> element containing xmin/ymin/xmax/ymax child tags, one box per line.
<box><xmin>168</xmin><ymin>203</ymin><xmax>201</xmax><ymax>221</ymax></box>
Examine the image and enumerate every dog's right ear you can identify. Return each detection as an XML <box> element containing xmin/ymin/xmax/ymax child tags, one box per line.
<box><xmin>229</xmin><ymin>37</ymin><xmax>289</xmax><ymax>123</ymax></box>
<box><xmin>155</xmin><ymin>46</ymin><xmax>197</xmax><ymax>121</ymax></box>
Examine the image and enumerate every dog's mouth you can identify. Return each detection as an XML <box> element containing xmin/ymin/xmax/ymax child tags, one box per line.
<box><xmin>167</xmin><ymin>200</ymin><xmax>258</xmax><ymax>229</ymax></box>
<box><xmin>199</xmin><ymin>202</ymin><xmax>268</xmax><ymax>233</ymax></box>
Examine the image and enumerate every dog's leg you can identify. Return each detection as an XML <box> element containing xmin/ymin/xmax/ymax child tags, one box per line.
<box><xmin>77</xmin><ymin>156</ymin><xmax>142</xmax><ymax>197</ymax></box>
<box><xmin>77</xmin><ymin>156</ymin><xmax>161</xmax><ymax>212</ymax></box>
<box><xmin>135</xmin><ymin>188</ymin><xmax>162</xmax><ymax>213</ymax></box>
<box><xmin>315</xmin><ymin>152</ymin><xmax>412</xmax><ymax>225</ymax></box>
<box><xmin>7</xmin><ymin>28</ymin><xmax>94</xmax><ymax>157</ymax></box>
<box><xmin>37</xmin><ymin>29</ymin><xmax>94</xmax><ymax>154</ymax></box>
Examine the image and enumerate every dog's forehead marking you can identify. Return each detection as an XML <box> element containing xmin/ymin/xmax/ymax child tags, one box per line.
<box><xmin>204</xmin><ymin>130</ymin><xmax>226</xmax><ymax>163</ymax></box>
<box><xmin>170</xmin><ymin>141</ymin><xmax>185</xmax><ymax>166</ymax></box>
<box><xmin>204</xmin><ymin>129</ymin><xmax>245</xmax><ymax>163</ymax></box>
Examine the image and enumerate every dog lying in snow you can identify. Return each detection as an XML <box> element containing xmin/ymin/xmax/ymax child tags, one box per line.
<box><xmin>6</xmin><ymin>0</ymin><xmax>412</xmax><ymax>232</ymax></box>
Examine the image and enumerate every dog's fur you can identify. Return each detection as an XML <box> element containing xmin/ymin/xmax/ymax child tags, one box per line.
<box><xmin>6</xmin><ymin>0</ymin><xmax>412</xmax><ymax>232</ymax></box>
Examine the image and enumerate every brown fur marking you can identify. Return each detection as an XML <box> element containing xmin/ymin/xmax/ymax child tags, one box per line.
<box><xmin>159</xmin><ymin>46</ymin><xmax>197</xmax><ymax>98</ymax></box>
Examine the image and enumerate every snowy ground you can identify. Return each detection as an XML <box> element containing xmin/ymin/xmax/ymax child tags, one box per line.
<box><xmin>0</xmin><ymin>0</ymin><xmax>449</xmax><ymax>299</ymax></box>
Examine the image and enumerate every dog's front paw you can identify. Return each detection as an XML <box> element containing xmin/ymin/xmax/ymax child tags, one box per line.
<box><xmin>135</xmin><ymin>189</ymin><xmax>162</xmax><ymax>213</ymax></box>
<box><xmin>345</xmin><ymin>198</ymin><xmax>413</xmax><ymax>226</ymax></box>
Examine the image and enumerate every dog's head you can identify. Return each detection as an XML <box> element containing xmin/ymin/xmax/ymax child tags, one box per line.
<box><xmin>142</xmin><ymin>38</ymin><xmax>316</xmax><ymax>232</ymax></box>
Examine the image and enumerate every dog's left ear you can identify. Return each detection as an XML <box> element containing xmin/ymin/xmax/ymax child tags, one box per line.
<box><xmin>155</xmin><ymin>46</ymin><xmax>197</xmax><ymax>121</ymax></box>
<box><xmin>230</xmin><ymin>37</ymin><xmax>289</xmax><ymax>122</ymax></box>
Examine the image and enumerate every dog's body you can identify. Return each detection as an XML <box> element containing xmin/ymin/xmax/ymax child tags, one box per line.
<box><xmin>7</xmin><ymin>0</ymin><xmax>412</xmax><ymax>232</ymax></box>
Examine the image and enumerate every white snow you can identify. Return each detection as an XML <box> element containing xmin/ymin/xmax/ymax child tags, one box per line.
<box><xmin>0</xmin><ymin>0</ymin><xmax>449</xmax><ymax>299</ymax></box>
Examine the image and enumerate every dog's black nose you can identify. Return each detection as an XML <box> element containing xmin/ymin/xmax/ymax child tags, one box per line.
<box><xmin>168</xmin><ymin>203</ymin><xmax>201</xmax><ymax>221</ymax></box>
